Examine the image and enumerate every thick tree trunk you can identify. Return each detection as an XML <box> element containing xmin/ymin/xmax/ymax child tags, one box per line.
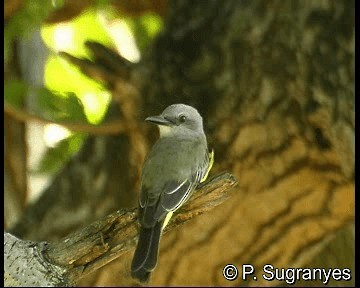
<box><xmin>10</xmin><ymin>0</ymin><xmax>354</xmax><ymax>286</ymax></box>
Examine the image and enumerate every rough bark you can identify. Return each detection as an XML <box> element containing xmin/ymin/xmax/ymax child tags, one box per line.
<box><xmin>86</xmin><ymin>1</ymin><xmax>354</xmax><ymax>286</ymax></box>
<box><xmin>8</xmin><ymin>0</ymin><xmax>354</xmax><ymax>287</ymax></box>
<box><xmin>4</xmin><ymin>173</ymin><xmax>236</xmax><ymax>286</ymax></box>
<box><xmin>4</xmin><ymin>233</ymin><xmax>67</xmax><ymax>287</ymax></box>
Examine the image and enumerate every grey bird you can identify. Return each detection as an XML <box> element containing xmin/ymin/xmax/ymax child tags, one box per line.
<box><xmin>131</xmin><ymin>104</ymin><xmax>214</xmax><ymax>283</ymax></box>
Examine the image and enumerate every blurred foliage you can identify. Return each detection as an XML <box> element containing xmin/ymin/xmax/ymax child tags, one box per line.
<box><xmin>37</xmin><ymin>90</ymin><xmax>87</xmax><ymax>123</ymax></box>
<box><xmin>122</xmin><ymin>13</ymin><xmax>163</xmax><ymax>54</ymax></box>
<box><xmin>5</xmin><ymin>2</ymin><xmax>164</xmax><ymax>177</ymax></box>
<box><xmin>4</xmin><ymin>0</ymin><xmax>58</xmax><ymax>64</ymax></box>
<box><xmin>43</xmin><ymin>55</ymin><xmax>111</xmax><ymax>124</ymax></box>
<box><xmin>41</xmin><ymin>8</ymin><xmax>114</xmax><ymax>58</ymax></box>
<box><xmin>4</xmin><ymin>78</ymin><xmax>88</xmax><ymax>176</ymax></box>
<box><xmin>4</xmin><ymin>79</ymin><xmax>27</xmax><ymax>107</ymax></box>
<box><xmin>41</xmin><ymin>7</ymin><xmax>115</xmax><ymax>124</ymax></box>
<box><xmin>5</xmin><ymin>80</ymin><xmax>87</xmax><ymax>123</ymax></box>
<box><xmin>33</xmin><ymin>133</ymin><xmax>86</xmax><ymax>175</ymax></box>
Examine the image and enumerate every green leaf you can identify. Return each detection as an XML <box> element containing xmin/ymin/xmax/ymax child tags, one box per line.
<box><xmin>36</xmin><ymin>88</ymin><xmax>87</xmax><ymax>123</ymax></box>
<box><xmin>4</xmin><ymin>79</ymin><xmax>28</xmax><ymax>107</ymax></box>
<box><xmin>124</xmin><ymin>13</ymin><xmax>163</xmax><ymax>53</ymax></box>
<box><xmin>65</xmin><ymin>92</ymin><xmax>88</xmax><ymax>122</ymax></box>
<box><xmin>4</xmin><ymin>0</ymin><xmax>55</xmax><ymax>63</ymax></box>
<box><xmin>32</xmin><ymin>133</ymin><xmax>86</xmax><ymax>175</ymax></box>
<box><xmin>5</xmin><ymin>80</ymin><xmax>88</xmax><ymax>123</ymax></box>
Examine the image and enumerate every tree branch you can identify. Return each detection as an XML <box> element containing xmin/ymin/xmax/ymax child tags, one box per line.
<box><xmin>4</xmin><ymin>233</ymin><xmax>67</xmax><ymax>287</ymax></box>
<box><xmin>59</xmin><ymin>41</ymin><xmax>135</xmax><ymax>89</ymax></box>
<box><xmin>4</xmin><ymin>102</ymin><xmax>129</xmax><ymax>135</ymax></box>
<box><xmin>44</xmin><ymin>172</ymin><xmax>237</xmax><ymax>284</ymax></box>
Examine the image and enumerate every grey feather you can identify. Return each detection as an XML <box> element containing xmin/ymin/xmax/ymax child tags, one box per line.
<box><xmin>131</xmin><ymin>104</ymin><xmax>211</xmax><ymax>283</ymax></box>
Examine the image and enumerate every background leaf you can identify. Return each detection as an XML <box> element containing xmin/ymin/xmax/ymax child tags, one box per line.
<box><xmin>4</xmin><ymin>79</ymin><xmax>28</xmax><ymax>107</ymax></box>
<box><xmin>32</xmin><ymin>133</ymin><xmax>86</xmax><ymax>175</ymax></box>
<box><xmin>36</xmin><ymin>89</ymin><xmax>87</xmax><ymax>123</ymax></box>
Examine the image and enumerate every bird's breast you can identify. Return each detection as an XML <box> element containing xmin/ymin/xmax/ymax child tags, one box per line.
<box><xmin>141</xmin><ymin>136</ymin><xmax>206</xmax><ymax>188</ymax></box>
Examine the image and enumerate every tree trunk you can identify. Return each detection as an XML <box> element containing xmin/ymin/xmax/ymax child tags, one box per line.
<box><xmin>10</xmin><ymin>0</ymin><xmax>354</xmax><ymax>286</ymax></box>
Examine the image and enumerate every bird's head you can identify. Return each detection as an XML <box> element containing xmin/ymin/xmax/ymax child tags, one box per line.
<box><xmin>145</xmin><ymin>104</ymin><xmax>204</xmax><ymax>138</ymax></box>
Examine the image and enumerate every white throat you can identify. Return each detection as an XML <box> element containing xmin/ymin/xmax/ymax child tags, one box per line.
<box><xmin>158</xmin><ymin>125</ymin><xmax>172</xmax><ymax>137</ymax></box>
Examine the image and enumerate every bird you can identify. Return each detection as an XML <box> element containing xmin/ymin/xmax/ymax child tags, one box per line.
<box><xmin>131</xmin><ymin>103</ymin><xmax>214</xmax><ymax>283</ymax></box>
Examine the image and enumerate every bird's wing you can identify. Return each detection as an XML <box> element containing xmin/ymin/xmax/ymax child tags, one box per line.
<box><xmin>140</xmin><ymin>177</ymin><xmax>196</xmax><ymax>228</ymax></box>
<box><xmin>159</xmin><ymin>177</ymin><xmax>198</xmax><ymax>212</ymax></box>
<box><xmin>139</xmin><ymin>149</ymin><xmax>214</xmax><ymax>228</ymax></box>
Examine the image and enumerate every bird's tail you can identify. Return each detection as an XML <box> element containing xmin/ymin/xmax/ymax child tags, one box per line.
<box><xmin>131</xmin><ymin>221</ymin><xmax>162</xmax><ymax>283</ymax></box>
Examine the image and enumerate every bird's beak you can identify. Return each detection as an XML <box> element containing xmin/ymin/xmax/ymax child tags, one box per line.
<box><xmin>145</xmin><ymin>115</ymin><xmax>173</xmax><ymax>126</ymax></box>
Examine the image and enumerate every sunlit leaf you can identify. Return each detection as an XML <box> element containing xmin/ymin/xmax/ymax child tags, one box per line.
<box><xmin>124</xmin><ymin>13</ymin><xmax>163</xmax><ymax>53</ymax></box>
<box><xmin>140</xmin><ymin>14</ymin><xmax>163</xmax><ymax>38</ymax></box>
<box><xmin>41</xmin><ymin>7</ymin><xmax>114</xmax><ymax>57</ymax></box>
<box><xmin>43</xmin><ymin>55</ymin><xmax>110</xmax><ymax>124</ymax></box>
<box><xmin>44</xmin><ymin>56</ymin><xmax>103</xmax><ymax>95</ymax></box>
<box><xmin>79</xmin><ymin>91</ymin><xmax>111</xmax><ymax>124</ymax></box>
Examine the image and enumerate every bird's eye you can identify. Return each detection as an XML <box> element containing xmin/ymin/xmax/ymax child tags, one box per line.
<box><xmin>179</xmin><ymin>114</ymin><xmax>187</xmax><ymax>123</ymax></box>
